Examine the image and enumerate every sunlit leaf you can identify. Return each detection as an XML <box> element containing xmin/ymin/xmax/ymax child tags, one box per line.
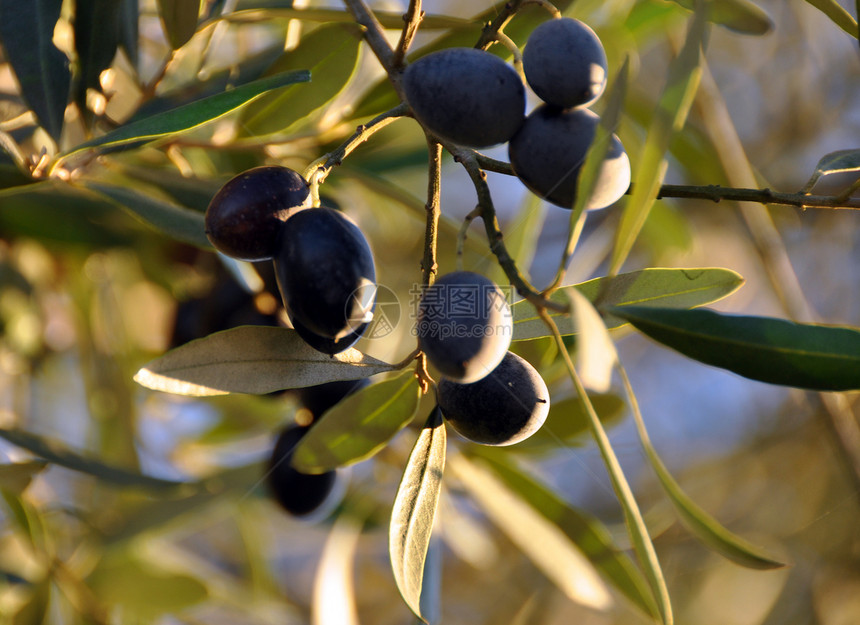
<box><xmin>474</xmin><ymin>452</ymin><xmax>662</xmax><ymax>620</ymax></box>
<box><xmin>0</xmin><ymin>0</ymin><xmax>71</xmax><ymax>140</ymax></box>
<box><xmin>63</xmin><ymin>70</ymin><xmax>310</xmax><ymax>158</ymax></box>
<box><xmin>292</xmin><ymin>370</ymin><xmax>421</xmax><ymax>473</ymax></box>
<box><xmin>241</xmin><ymin>23</ymin><xmax>362</xmax><ymax>135</ymax></box>
<box><xmin>134</xmin><ymin>326</ymin><xmax>396</xmax><ymax>396</ymax></box>
<box><xmin>80</xmin><ymin>180</ymin><xmax>209</xmax><ymax>248</ymax></box>
<box><xmin>11</xmin><ymin>576</ymin><xmax>50</xmax><ymax>625</ymax></box>
<box><xmin>609</xmin><ymin>6</ymin><xmax>706</xmax><ymax>274</ymax></box>
<box><xmin>0</xmin><ymin>428</ymin><xmax>186</xmax><ymax>491</ymax></box>
<box><xmin>669</xmin><ymin>0</ymin><xmax>773</xmax><ymax>34</ymax></box>
<box><xmin>0</xmin><ymin>461</ymin><xmax>48</xmax><ymax>495</ymax></box>
<box><xmin>801</xmin><ymin>0</ymin><xmax>859</xmax><ymax>37</ymax></box>
<box><xmin>611</xmin><ymin>306</ymin><xmax>860</xmax><ymax>391</ymax></box>
<box><xmin>223</xmin><ymin>6</ymin><xmax>471</xmax><ymax>29</ymax></box>
<box><xmin>512</xmin><ymin>267</ymin><xmax>744</xmax><ymax>340</ymax></box>
<box><xmin>800</xmin><ymin>148</ymin><xmax>860</xmax><ymax>193</ymax></box>
<box><xmin>157</xmin><ymin>0</ymin><xmax>200</xmax><ymax>49</ymax></box>
<box><xmin>450</xmin><ymin>454</ymin><xmax>614</xmax><ymax>612</ymax></box>
<box><xmin>390</xmin><ymin>409</ymin><xmax>446</xmax><ymax>623</ymax></box>
<box><xmin>515</xmin><ymin>393</ymin><xmax>627</xmax><ymax>453</ymax></box>
<box><xmin>568</xmin><ymin>288</ymin><xmax>618</xmax><ymax>393</ymax></box>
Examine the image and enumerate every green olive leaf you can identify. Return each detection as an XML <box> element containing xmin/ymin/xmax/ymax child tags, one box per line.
<box><xmin>134</xmin><ymin>326</ymin><xmax>396</xmax><ymax>396</ymax></box>
<box><xmin>0</xmin><ymin>460</ymin><xmax>48</xmax><ymax>495</ymax></box>
<box><xmin>291</xmin><ymin>370</ymin><xmax>421</xmax><ymax>473</ymax></box>
<box><xmin>610</xmin><ymin>306</ymin><xmax>860</xmax><ymax>391</ymax></box>
<box><xmin>512</xmin><ymin>267</ymin><xmax>744</xmax><ymax>341</ymax></box>
<box><xmin>157</xmin><ymin>0</ymin><xmax>200</xmax><ymax>49</ymax></box>
<box><xmin>390</xmin><ymin>409</ymin><xmax>446</xmax><ymax>623</ymax></box>
<box><xmin>800</xmin><ymin>149</ymin><xmax>860</xmax><ymax>193</ymax></box>
<box><xmin>801</xmin><ymin>0</ymin><xmax>858</xmax><ymax>37</ymax></box>
<box><xmin>669</xmin><ymin>0</ymin><xmax>773</xmax><ymax>34</ymax></box>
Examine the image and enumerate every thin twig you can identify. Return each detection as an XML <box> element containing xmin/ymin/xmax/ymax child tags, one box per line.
<box><xmin>657</xmin><ymin>184</ymin><xmax>860</xmax><ymax>210</ymax></box>
<box><xmin>456</xmin><ymin>206</ymin><xmax>482</xmax><ymax>272</ymax></box>
<box><xmin>475</xmin><ymin>0</ymin><xmax>526</xmax><ymax>50</ymax></box>
<box><xmin>343</xmin><ymin>0</ymin><xmax>398</xmax><ymax>77</ymax></box>
<box><xmin>392</xmin><ymin>0</ymin><xmax>424</xmax><ymax>68</ymax></box>
<box><xmin>422</xmin><ymin>138</ymin><xmax>443</xmax><ymax>286</ymax></box>
<box><xmin>303</xmin><ymin>103</ymin><xmax>410</xmax><ymax>204</ymax></box>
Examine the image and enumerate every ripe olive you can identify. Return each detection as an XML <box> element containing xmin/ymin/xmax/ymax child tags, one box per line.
<box><xmin>416</xmin><ymin>271</ymin><xmax>512</xmax><ymax>384</ymax></box>
<box><xmin>266</xmin><ymin>424</ymin><xmax>338</xmax><ymax>517</ymax></box>
<box><xmin>274</xmin><ymin>207</ymin><xmax>376</xmax><ymax>340</ymax></box>
<box><xmin>402</xmin><ymin>47</ymin><xmax>526</xmax><ymax>148</ymax></box>
<box><xmin>438</xmin><ymin>351</ymin><xmax>550</xmax><ymax>446</ymax></box>
<box><xmin>205</xmin><ymin>166</ymin><xmax>311</xmax><ymax>261</ymax></box>
<box><xmin>291</xmin><ymin>317</ymin><xmax>369</xmax><ymax>356</ymax></box>
<box><xmin>523</xmin><ymin>17</ymin><xmax>607</xmax><ymax>109</ymax></box>
<box><xmin>508</xmin><ymin>105</ymin><xmax>630</xmax><ymax>210</ymax></box>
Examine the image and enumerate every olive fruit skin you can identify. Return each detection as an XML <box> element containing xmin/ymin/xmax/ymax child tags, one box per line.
<box><xmin>438</xmin><ymin>351</ymin><xmax>549</xmax><ymax>446</ymax></box>
<box><xmin>523</xmin><ymin>18</ymin><xmax>607</xmax><ymax>109</ymax></box>
<box><xmin>295</xmin><ymin>378</ymin><xmax>370</xmax><ymax>419</ymax></box>
<box><xmin>274</xmin><ymin>208</ymin><xmax>376</xmax><ymax>340</ymax></box>
<box><xmin>403</xmin><ymin>48</ymin><xmax>526</xmax><ymax>148</ymax></box>
<box><xmin>266</xmin><ymin>424</ymin><xmax>338</xmax><ymax>517</ymax></box>
<box><xmin>416</xmin><ymin>271</ymin><xmax>512</xmax><ymax>384</ymax></box>
<box><xmin>509</xmin><ymin>106</ymin><xmax>630</xmax><ymax>210</ymax></box>
<box><xmin>205</xmin><ymin>166</ymin><xmax>311</xmax><ymax>261</ymax></box>
<box><xmin>291</xmin><ymin>316</ymin><xmax>368</xmax><ymax>356</ymax></box>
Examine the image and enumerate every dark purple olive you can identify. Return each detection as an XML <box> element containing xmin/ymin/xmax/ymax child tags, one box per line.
<box><xmin>274</xmin><ymin>207</ymin><xmax>376</xmax><ymax>340</ymax></box>
<box><xmin>509</xmin><ymin>105</ymin><xmax>630</xmax><ymax>210</ymax></box>
<box><xmin>416</xmin><ymin>271</ymin><xmax>512</xmax><ymax>383</ymax></box>
<box><xmin>403</xmin><ymin>48</ymin><xmax>526</xmax><ymax>148</ymax></box>
<box><xmin>266</xmin><ymin>424</ymin><xmax>338</xmax><ymax>517</ymax></box>
<box><xmin>438</xmin><ymin>351</ymin><xmax>549</xmax><ymax>446</ymax></box>
<box><xmin>205</xmin><ymin>166</ymin><xmax>311</xmax><ymax>261</ymax></box>
<box><xmin>523</xmin><ymin>18</ymin><xmax>607</xmax><ymax>109</ymax></box>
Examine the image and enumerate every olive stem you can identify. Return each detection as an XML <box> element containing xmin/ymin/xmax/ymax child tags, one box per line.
<box><xmin>422</xmin><ymin>138</ymin><xmax>443</xmax><ymax>287</ymax></box>
<box><xmin>521</xmin><ymin>0</ymin><xmax>562</xmax><ymax>19</ymax></box>
<box><xmin>303</xmin><ymin>103</ymin><xmax>410</xmax><ymax>205</ymax></box>
<box><xmin>392</xmin><ymin>0</ymin><xmax>424</xmax><ymax>69</ymax></box>
<box><xmin>475</xmin><ymin>0</ymin><xmax>526</xmax><ymax>51</ymax></box>
<box><xmin>488</xmin><ymin>29</ymin><xmax>524</xmax><ymax>77</ymax></box>
<box><xmin>455</xmin><ymin>206</ymin><xmax>482</xmax><ymax>272</ymax></box>
<box><xmin>537</xmin><ymin>307</ymin><xmax>673</xmax><ymax>624</ymax></box>
<box><xmin>343</xmin><ymin>0</ymin><xmax>405</xmax><ymax>96</ymax></box>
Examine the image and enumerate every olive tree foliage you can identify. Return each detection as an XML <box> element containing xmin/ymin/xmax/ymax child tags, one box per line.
<box><xmin>0</xmin><ymin>0</ymin><xmax>858</xmax><ymax>623</ymax></box>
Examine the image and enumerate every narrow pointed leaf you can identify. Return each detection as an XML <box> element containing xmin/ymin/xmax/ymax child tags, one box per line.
<box><xmin>670</xmin><ymin>0</ymin><xmax>773</xmax><ymax>34</ymax></box>
<box><xmin>313</xmin><ymin>514</ymin><xmax>362</xmax><ymax>625</ymax></box>
<box><xmin>64</xmin><ymin>70</ymin><xmax>310</xmax><ymax>157</ymax></box>
<box><xmin>515</xmin><ymin>393</ymin><xmax>627</xmax><ymax>453</ymax></box>
<box><xmin>512</xmin><ymin>267</ymin><xmax>744</xmax><ymax>341</ymax></box>
<box><xmin>801</xmin><ymin>0</ymin><xmax>858</xmax><ymax>37</ymax></box>
<box><xmin>240</xmin><ymin>23</ymin><xmax>362</xmax><ymax>135</ymax></box>
<box><xmin>0</xmin><ymin>0</ymin><xmax>71</xmax><ymax>141</ymax></box>
<box><xmin>292</xmin><ymin>370</ymin><xmax>421</xmax><ymax>473</ymax></box>
<box><xmin>0</xmin><ymin>461</ymin><xmax>48</xmax><ymax>495</ymax></box>
<box><xmin>223</xmin><ymin>7</ymin><xmax>471</xmax><ymax>30</ymax></box>
<box><xmin>157</xmin><ymin>0</ymin><xmax>200</xmax><ymax>49</ymax></box>
<box><xmin>450</xmin><ymin>454</ymin><xmax>614</xmax><ymax>612</ymax></box>
<box><xmin>390</xmin><ymin>410</ymin><xmax>446</xmax><ymax>623</ymax></box>
<box><xmin>80</xmin><ymin>181</ymin><xmax>209</xmax><ymax>248</ymax></box>
<box><xmin>134</xmin><ymin>326</ymin><xmax>396</xmax><ymax>396</ymax></box>
<box><xmin>610</xmin><ymin>7</ymin><xmax>705</xmax><ymax>274</ymax></box>
<box><xmin>473</xmin><ymin>452</ymin><xmax>661</xmax><ymax>619</ymax></box>
<box><xmin>611</xmin><ymin>306</ymin><xmax>860</xmax><ymax>391</ymax></box>
<box><xmin>73</xmin><ymin>0</ymin><xmax>121</xmax><ymax>115</ymax></box>
<box><xmin>800</xmin><ymin>149</ymin><xmax>860</xmax><ymax>193</ymax></box>
<box><xmin>119</xmin><ymin>0</ymin><xmax>140</xmax><ymax>67</ymax></box>
<box><xmin>568</xmin><ymin>288</ymin><xmax>618</xmax><ymax>393</ymax></box>
<box><xmin>0</xmin><ymin>429</ymin><xmax>186</xmax><ymax>491</ymax></box>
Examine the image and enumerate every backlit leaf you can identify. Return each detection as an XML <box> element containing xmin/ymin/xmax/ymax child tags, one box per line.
<box><xmin>801</xmin><ymin>0</ymin><xmax>858</xmax><ymax>37</ymax></box>
<box><xmin>568</xmin><ymin>288</ymin><xmax>618</xmax><ymax>393</ymax></box>
<box><xmin>241</xmin><ymin>23</ymin><xmax>362</xmax><ymax>135</ymax></box>
<box><xmin>0</xmin><ymin>461</ymin><xmax>48</xmax><ymax>495</ymax></box>
<box><xmin>80</xmin><ymin>181</ymin><xmax>209</xmax><ymax>248</ymax></box>
<box><xmin>512</xmin><ymin>267</ymin><xmax>744</xmax><ymax>341</ymax></box>
<box><xmin>63</xmin><ymin>70</ymin><xmax>310</xmax><ymax>158</ymax></box>
<box><xmin>0</xmin><ymin>0</ymin><xmax>71</xmax><ymax>140</ymax></box>
<box><xmin>800</xmin><ymin>148</ymin><xmax>860</xmax><ymax>193</ymax></box>
<box><xmin>610</xmin><ymin>6</ymin><xmax>706</xmax><ymax>273</ymax></box>
<box><xmin>670</xmin><ymin>0</ymin><xmax>773</xmax><ymax>34</ymax></box>
<box><xmin>611</xmin><ymin>306</ymin><xmax>860</xmax><ymax>391</ymax></box>
<box><xmin>292</xmin><ymin>370</ymin><xmax>421</xmax><ymax>473</ymax></box>
<box><xmin>390</xmin><ymin>409</ymin><xmax>446</xmax><ymax>623</ymax></box>
<box><xmin>514</xmin><ymin>393</ymin><xmax>627</xmax><ymax>453</ymax></box>
<box><xmin>450</xmin><ymin>454</ymin><xmax>615</xmax><ymax>613</ymax></box>
<box><xmin>134</xmin><ymin>326</ymin><xmax>396</xmax><ymax>396</ymax></box>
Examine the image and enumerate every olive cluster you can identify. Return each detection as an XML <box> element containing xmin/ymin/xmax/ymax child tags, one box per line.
<box><xmin>205</xmin><ymin>165</ymin><xmax>376</xmax><ymax>356</ymax></box>
<box><xmin>205</xmin><ymin>166</ymin><xmax>377</xmax><ymax>516</ymax></box>
<box><xmin>402</xmin><ymin>17</ymin><xmax>630</xmax><ymax>210</ymax></box>
<box><xmin>416</xmin><ymin>271</ymin><xmax>550</xmax><ymax>446</ymax></box>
